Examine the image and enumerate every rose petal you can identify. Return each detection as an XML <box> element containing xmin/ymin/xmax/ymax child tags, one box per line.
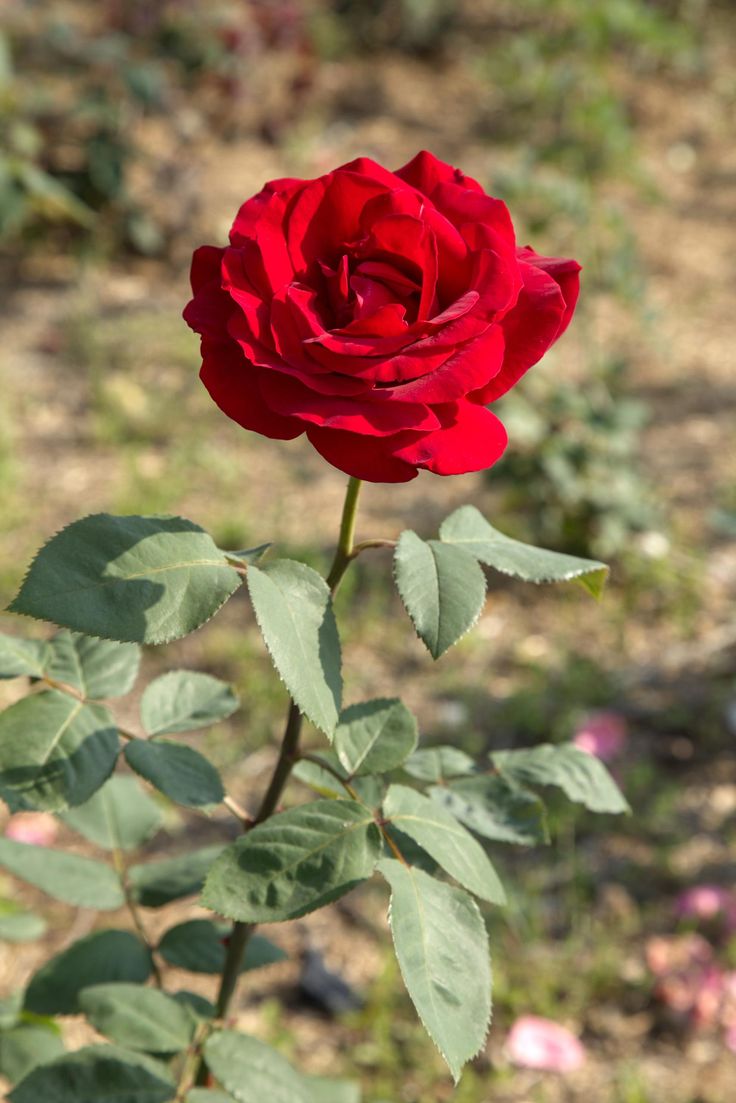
<box><xmin>393</xmin><ymin>401</ymin><xmax>507</xmax><ymax>474</ymax></box>
<box><xmin>306</xmin><ymin>425</ymin><xmax>419</xmax><ymax>482</ymax></box>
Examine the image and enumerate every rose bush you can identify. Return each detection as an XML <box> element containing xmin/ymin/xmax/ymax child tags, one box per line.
<box><xmin>184</xmin><ymin>151</ymin><xmax>580</xmax><ymax>481</ymax></box>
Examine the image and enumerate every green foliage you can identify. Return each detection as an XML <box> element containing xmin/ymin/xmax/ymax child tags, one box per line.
<box><xmin>45</xmin><ymin>631</ymin><xmax>140</xmax><ymax>699</ymax></box>
<box><xmin>246</xmin><ymin>560</ymin><xmax>342</xmax><ymax>736</ymax></box>
<box><xmin>140</xmin><ymin>670</ymin><xmax>238</xmax><ymax>735</ymax></box>
<box><xmin>8</xmin><ymin>1045</ymin><xmax>175</xmax><ymax>1103</ymax></box>
<box><xmin>439</xmin><ymin>505</ymin><xmax>608</xmax><ymax>597</ymax></box>
<box><xmin>378</xmin><ymin>859</ymin><xmax>491</xmax><ymax>1082</ymax></box>
<box><xmin>0</xmin><ymin>838</ymin><xmax>124</xmax><ymax>909</ymax></box>
<box><xmin>402</xmin><ymin>745</ymin><xmax>476</xmax><ymax>783</ymax></box>
<box><xmin>383</xmin><ymin>785</ymin><xmax>506</xmax><ymax>905</ymax></box>
<box><xmin>203</xmin><ymin>1030</ymin><xmax>309</xmax><ymax>1103</ymax></box>
<box><xmin>428</xmin><ymin>776</ymin><xmax>549</xmax><ymax>847</ymax></box>
<box><xmin>79</xmin><ymin>984</ymin><xmax>195</xmax><ymax>1054</ymax></box>
<box><xmin>492</xmin><ymin>742</ymin><xmax>630</xmax><ymax>814</ymax></box>
<box><xmin>24</xmin><ymin>931</ymin><xmax>152</xmax><ymax>1015</ymax></box>
<box><xmin>158</xmin><ymin>920</ymin><xmax>286</xmax><ymax>975</ymax></box>
<box><xmin>202</xmin><ymin>800</ymin><xmax>382</xmax><ymax>923</ymax></box>
<box><xmin>0</xmin><ymin>632</ymin><xmax>48</xmax><ymax>679</ymax></box>
<box><xmin>394</xmin><ymin>532</ymin><xmax>486</xmax><ymax>658</ymax></box>
<box><xmin>9</xmin><ymin>514</ymin><xmax>242</xmax><ymax>645</ymax></box>
<box><xmin>124</xmin><ymin>739</ymin><xmax>225</xmax><ymax>808</ymax></box>
<box><xmin>334</xmin><ymin>698</ymin><xmax>418</xmax><ymax>777</ymax></box>
<box><xmin>128</xmin><ymin>845</ymin><xmax>225</xmax><ymax>908</ymax></box>
<box><xmin>0</xmin><ymin>690</ymin><xmax>118</xmax><ymax>811</ymax></box>
<box><xmin>61</xmin><ymin>775</ymin><xmax>162</xmax><ymax>850</ymax></box>
<box><xmin>0</xmin><ymin>1020</ymin><xmax>64</xmax><ymax>1085</ymax></box>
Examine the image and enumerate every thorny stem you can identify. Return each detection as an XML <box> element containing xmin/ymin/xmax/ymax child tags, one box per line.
<box><xmin>194</xmin><ymin>477</ymin><xmax>366</xmax><ymax>1083</ymax></box>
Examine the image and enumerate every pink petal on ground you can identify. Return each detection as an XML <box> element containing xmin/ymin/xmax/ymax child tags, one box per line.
<box><xmin>506</xmin><ymin>1015</ymin><xmax>586</xmax><ymax>1072</ymax></box>
<box><xmin>572</xmin><ymin>710</ymin><xmax>628</xmax><ymax>762</ymax></box>
<box><xmin>4</xmin><ymin>812</ymin><xmax>59</xmax><ymax>847</ymax></box>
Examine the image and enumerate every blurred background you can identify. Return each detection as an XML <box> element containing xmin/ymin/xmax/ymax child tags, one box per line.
<box><xmin>1</xmin><ymin>1</ymin><xmax>735</xmax><ymax>1100</ymax></box>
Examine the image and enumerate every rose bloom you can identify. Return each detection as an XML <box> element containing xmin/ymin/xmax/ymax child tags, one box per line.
<box><xmin>675</xmin><ymin>884</ymin><xmax>736</xmax><ymax>931</ymax></box>
<box><xmin>506</xmin><ymin>1015</ymin><xmax>586</xmax><ymax>1073</ymax></box>
<box><xmin>185</xmin><ymin>151</ymin><xmax>580</xmax><ymax>482</ymax></box>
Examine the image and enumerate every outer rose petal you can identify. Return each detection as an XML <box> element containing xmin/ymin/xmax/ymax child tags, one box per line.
<box><xmin>393</xmin><ymin>401</ymin><xmax>508</xmax><ymax>475</ymax></box>
<box><xmin>395</xmin><ymin>150</ymin><xmax>484</xmax><ymax>196</ymax></box>
<box><xmin>518</xmin><ymin>246</ymin><xmax>581</xmax><ymax>338</ymax></box>
<box><xmin>199</xmin><ymin>339</ymin><xmax>303</xmax><ymax>441</ymax></box>
<box><xmin>306</xmin><ymin>425</ymin><xmax>419</xmax><ymax>482</ymax></box>
<box><xmin>475</xmin><ymin>256</ymin><xmax>576</xmax><ymax>403</ymax></box>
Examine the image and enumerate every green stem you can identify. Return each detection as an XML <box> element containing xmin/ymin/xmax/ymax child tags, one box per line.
<box><xmin>205</xmin><ymin>476</ymin><xmax>364</xmax><ymax>1046</ymax></box>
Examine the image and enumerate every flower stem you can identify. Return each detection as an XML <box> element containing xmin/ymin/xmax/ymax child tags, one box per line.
<box><xmin>206</xmin><ymin>476</ymin><xmax>364</xmax><ymax>1043</ymax></box>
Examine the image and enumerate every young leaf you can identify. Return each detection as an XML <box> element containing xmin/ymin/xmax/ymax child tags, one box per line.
<box><xmin>0</xmin><ymin>1022</ymin><xmax>64</xmax><ymax>1086</ymax></box>
<box><xmin>220</xmin><ymin>543</ymin><xmax>272</xmax><ymax>566</ymax></box>
<box><xmin>8</xmin><ymin>514</ymin><xmax>242</xmax><ymax>645</ymax></box>
<box><xmin>61</xmin><ymin>775</ymin><xmax>162</xmax><ymax>850</ymax></box>
<box><xmin>8</xmin><ymin>1045</ymin><xmax>174</xmax><ymax>1103</ymax></box>
<box><xmin>383</xmin><ymin>785</ymin><xmax>506</xmax><ymax>904</ymax></box>
<box><xmin>158</xmin><ymin>919</ymin><xmax>286</xmax><ymax>975</ymax></box>
<box><xmin>429</xmin><ymin>775</ymin><xmax>549</xmax><ymax>846</ymax></box>
<box><xmin>79</xmin><ymin>984</ymin><xmax>195</xmax><ymax>1054</ymax></box>
<box><xmin>378</xmin><ymin>859</ymin><xmax>492</xmax><ymax>1082</ymax></box>
<box><xmin>0</xmin><ymin>633</ymin><xmax>48</xmax><ymax>680</ymax></box>
<box><xmin>124</xmin><ymin>739</ymin><xmax>225</xmax><ymax>808</ymax></box>
<box><xmin>393</xmin><ymin>531</ymin><xmax>486</xmax><ymax>659</ymax></box>
<box><xmin>0</xmin><ymin>690</ymin><xmax>119</xmax><ymax>811</ymax></box>
<box><xmin>246</xmin><ymin>560</ymin><xmax>342</xmax><ymax>736</ymax></box>
<box><xmin>203</xmin><ymin>1030</ymin><xmax>309</xmax><ymax>1103</ymax></box>
<box><xmin>292</xmin><ymin>754</ymin><xmax>347</xmax><ymax>799</ymax></box>
<box><xmin>24</xmin><ymin>931</ymin><xmax>152</xmax><ymax>1015</ymax></box>
<box><xmin>140</xmin><ymin>670</ymin><xmax>238</xmax><ymax>736</ymax></box>
<box><xmin>491</xmin><ymin>743</ymin><xmax>630</xmax><ymax>814</ymax></box>
<box><xmin>128</xmin><ymin>845</ymin><xmax>224</xmax><ymax>908</ymax></box>
<box><xmin>439</xmin><ymin>505</ymin><xmax>609</xmax><ymax>597</ymax></box>
<box><xmin>334</xmin><ymin>698</ymin><xmax>418</xmax><ymax>777</ymax></box>
<box><xmin>202</xmin><ymin>800</ymin><xmax>382</xmax><ymax>923</ymax></box>
<box><xmin>402</xmin><ymin>745</ymin><xmax>476</xmax><ymax>784</ymax></box>
<box><xmin>0</xmin><ymin>902</ymin><xmax>46</xmax><ymax>942</ymax></box>
<box><xmin>0</xmin><ymin>838</ymin><xmax>124</xmax><ymax>909</ymax></box>
<box><xmin>46</xmin><ymin>631</ymin><xmax>140</xmax><ymax>699</ymax></box>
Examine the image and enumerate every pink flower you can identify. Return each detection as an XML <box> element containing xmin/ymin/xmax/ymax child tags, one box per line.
<box><xmin>572</xmin><ymin>711</ymin><xmax>627</xmax><ymax>762</ymax></box>
<box><xmin>506</xmin><ymin>1015</ymin><xmax>586</xmax><ymax>1072</ymax></box>
<box><xmin>675</xmin><ymin>885</ymin><xmax>736</xmax><ymax>931</ymax></box>
<box><xmin>646</xmin><ymin>933</ymin><xmax>713</xmax><ymax>977</ymax></box>
<box><xmin>4</xmin><ymin>812</ymin><xmax>58</xmax><ymax>847</ymax></box>
<box><xmin>725</xmin><ymin>1024</ymin><xmax>736</xmax><ymax>1053</ymax></box>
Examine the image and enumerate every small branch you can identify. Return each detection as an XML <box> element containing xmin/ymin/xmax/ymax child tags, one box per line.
<box><xmin>111</xmin><ymin>845</ymin><xmax>163</xmax><ymax>988</ymax></box>
<box><xmin>222</xmin><ymin>793</ymin><xmax>253</xmax><ymax>827</ymax></box>
<box><xmin>378</xmin><ymin>823</ymin><xmax>410</xmax><ymax>867</ymax></box>
<box><xmin>175</xmin><ymin>1020</ymin><xmax>213</xmax><ymax>1100</ymax></box>
<box><xmin>299</xmin><ymin>751</ymin><xmax>361</xmax><ymax>803</ymax></box>
<box><xmin>348</xmin><ymin>538</ymin><xmax>396</xmax><ymax>561</ymax></box>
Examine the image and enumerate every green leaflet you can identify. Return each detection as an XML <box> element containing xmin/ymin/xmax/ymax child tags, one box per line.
<box><xmin>439</xmin><ymin>505</ymin><xmax>608</xmax><ymax>597</ymax></box>
<box><xmin>0</xmin><ymin>838</ymin><xmax>123</xmax><ymax>909</ymax></box>
<box><xmin>24</xmin><ymin>931</ymin><xmax>153</xmax><ymax>1015</ymax></box>
<box><xmin>393</xmin><ymin>531</ymin><xmax>486</xmax><ymax>659</ymax></box>
<box><xmin>8</xmin><ymin>1045</ymin><xmax>174</xmax><ymax>1103</ymax></box>
<box><xmin>0</xmin><ymin>690</ymin><xmax>118</xmax><ymax>811</ymax></box>
<box><xmin>45</xmin><ymin>631</ymin><xmax>140</xmax><ymax>699</ymax></box>
<box><xmin>124</xmin><ymin>739</ymin><xmax>225</xmax><ymax>808</ymax></box>
<box><xmin>79</xmin><ymin>984</ymin><xmax>196</xmax><ymax>1054</ymax></box>
<box><xmin>378</xmin><ymin>859</ymin><xmax>492</xmax><ymax>1082</ymax></box>
<box><xmin>246</xmin><ymin>560</ymin><xmax>342</xmax><ymax>736</ymax></box>
<box><xmin>61</xmin><ymin>775</ymin><xmax>162</xmax><ymax>851</ymax></box>
<box><xmin>158</xmin><ymin>920</ymin><xmax>286</xmax><ymax>975</ymax></box>
<box><xmin>334</xmin><ymin>698</ymin><xmax>418</xmax><ymax>777</ymax></box>
<box><xmin>140</xmin><ymin>670</ymin><xmax>238</xmax><ymax>735</ymax></box>
<box><xmin>9</xmin><ymin>513</ymin><xmax>242</xmax><ymax>644</ymax></box>
<box><xmin>492</xmin><ymin>742</ymin><xmax>630</xmax><ymax>814</ymax></box>
<box><xmin>383</xmin><ymin>785</ymin><xmax>506</xmax><ymax>904</ymax></box>
<box><xmin>202</xmin><ymin>800</ymin><xmax>382</xmax><ymax>923</ymax></box>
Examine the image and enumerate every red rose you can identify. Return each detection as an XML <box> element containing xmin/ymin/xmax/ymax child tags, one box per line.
<box><xmin>184</xmin><ymin>151</ymin><xmax>580</xmax><ymax>482</ymax></box>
